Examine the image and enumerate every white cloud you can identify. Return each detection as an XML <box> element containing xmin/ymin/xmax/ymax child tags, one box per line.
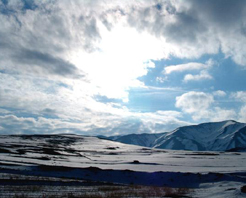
<box><xmin>231</xmin><ymin>91</ymin><xmax>246</xmax><ymax>122</ymax></box>
<box><xmin>183</xmin><ymin>70</ymin><xmax>213</xmax><ymax>82</ymax></box>
<box><xmin>0</xmin><ymin>72</ymin><xmax>189</xmax><ymax>135</ymax></box>
<box><xmin>191</xmin><ymin>107</ymin><xmax>236</xmax><ymax>122</ymax></box>
<box><xmin>164</xmin><ymin>62</ymin><xmax>211</xmax><ymax>75</ymax></box>
<box><xmin>212</xmin><ymin>108</ymin><xmax>236</xmax><ymax>122</ymax></box>
<box><xmin>0</xmin><ymin>111</ymin><xmax>190</xmax><ymax>135</ymax></box>
<box><xmin>238</xmin><ymin>105</ymin><xmax>246</xmax><ymax>122</ymax></box>
<box><xmin>176</xmin><ymin>91</ymin><xmax>236</xmax><ymax>122</ymax></box>
<box><xmin>156</xmin><ymin>76</ymin><xmax>167</xmax><ymax>83</ymax></box>
<box><xmin>0</xmin><ymin>108</ymin><xmax>11</xmax><ymax>114</ymax></box>
<box><xmin>163</xmin><ymin>59</ymin><xmax>215</xmax><ymax>84</ymax></box>
<box><xmin>213</xmin><ymin>90</ymin><xmax>226</xmax><ymax>97</ymax></box>
<box><xmin>0</xmin><ymin>114</ymin><xmax>88</xmax><ymax>134</ymax></box>
<box><xmin>232</xmin><ymin>91</ymin><xmax>246</xmax><ymax>102</ymax></box>
<box><xmin>175</xmin><ymin>91</ymin><xmax>214</xmax><ymax>113</ymax></box>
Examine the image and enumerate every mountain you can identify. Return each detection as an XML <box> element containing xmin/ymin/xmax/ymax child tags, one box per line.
<box><xmin>108</xmin><ymin>120</ymin><xmax>246</xmax><ymax>151</ymax></box>
<box><xmin>107</xmin><ymin>133</ymin><xmax>164</xmax><ymax>147</ymax></box>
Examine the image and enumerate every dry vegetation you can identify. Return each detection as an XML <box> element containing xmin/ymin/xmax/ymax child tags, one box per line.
<box><xmin>0</xmin><ymin>172</ymin><xmax>192</xmax><ymax>198</ymax></box>
<box><xmin>4</xmin><ymin>184</ymin><xmax>192</xmax><ymax>198</ymax></box>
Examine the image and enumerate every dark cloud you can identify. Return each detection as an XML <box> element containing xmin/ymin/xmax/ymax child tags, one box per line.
<box><xmin>79</xmin><ymin>16</ymin><xmax>100</xmax><ymax>39</ymax></box>
<box><xmin>190</xmin><ymin>0</ymin><xmax>246</xmax><ymax>28</ymax></box>
<box><xmin>0</xmin><ymin>115</ymin><xmax>36</xmax><ymax>134</ymax></box>
<box><xmin>0</xmin><ymin>31</ymin><xmax>82</xmax><ymax>78</ymax></box>
<box><xmin>0</xmin><ymin>115</ymin><xmax>69</xmax><ymax>135</ymax></box>
<box><xmin>127</xmin><ymin>2</ymin><xmax>206</xmax><ymax>43</ymax></box>
<box><xmin>78</xmin><ymin>15</ymin><xmax>101</xmax><ymax>52</ymax></box>
<box><xmin>13</xmin><ymin>49</ymin><xmax>81</xmax><ymax>78</ymax></box>
<box><xmin>94</xmin><ymin>95</ymin><xmax>123</xmax><ymax>104</ymax></box>
<box><xmin>165</xmin><ymin>11</ymin><xmax>206</xmax><ymax>44</ymax></box>
<box><xmin>41</xmin><ymin>108</ymin><xmax>58</xmax><ymax>119</ymax></box>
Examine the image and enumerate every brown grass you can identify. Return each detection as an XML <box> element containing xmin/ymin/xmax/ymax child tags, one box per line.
<box><xmin>11</xmin><ymin>185</ymin><xmax>191</xmax><ymax>198</ymax></box>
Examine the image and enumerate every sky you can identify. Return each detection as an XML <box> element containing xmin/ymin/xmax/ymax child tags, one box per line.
<box><xmin>1</xmin><ymin>0</ymin><xmax>246</xmax><ymax>136</ymax></box>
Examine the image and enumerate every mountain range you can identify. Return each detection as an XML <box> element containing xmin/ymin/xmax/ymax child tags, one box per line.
<box><xmin>106</xmin><ymin>120</ymin><xmax>246</xmax><ymax>151</ymax></box>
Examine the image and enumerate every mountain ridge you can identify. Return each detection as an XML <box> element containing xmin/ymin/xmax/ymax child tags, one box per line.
<box><xmin>106</xmin><ymin>120</ymin><xmax>246</xmax><ymax>151</ymax></box>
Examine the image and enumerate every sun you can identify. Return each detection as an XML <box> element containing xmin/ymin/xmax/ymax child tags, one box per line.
<box><xmin>68</xmin><ymin>20</ymin><xmax>166</xmax><ymax>102</ymax></box>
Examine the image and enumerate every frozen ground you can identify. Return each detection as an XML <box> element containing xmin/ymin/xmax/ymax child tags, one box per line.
<box><xmin>0</xmin><ymin>134</ymin><xmax>246</xmax><ymax>197</ymax></box>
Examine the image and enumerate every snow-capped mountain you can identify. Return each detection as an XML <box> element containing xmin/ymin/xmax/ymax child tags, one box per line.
<box><xmin>108</xmin><ymin>120</ymin><xmax>246</xmax><ymax>151</ymax></box>
<box><xmin>107</xmin><ymin>133</ymin><xmax>164</xmax><ymax>147</ymax></box>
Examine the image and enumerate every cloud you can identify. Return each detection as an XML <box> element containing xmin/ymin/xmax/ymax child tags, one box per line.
<box><xmin>12</xmin><ymin>49</ymin><xmax>83</xmax><ymax>78</ymax></box>
<box><xmin>176</xmin><ymin>91</ymin><xmax>236</xmax><ymax>122</ymax></box>
<box><xmin>126</xmin><ymin>1</ymin><xmax>218</xmax><ymax>58</ymax></box>
<box><xmin>0</xmin><ymin>0</ymin><xmax>100</xmax><ymax>79</ymax></box>
<box><xmin>156</xmin><ymin>76</ymin><xmax>167</xmax><ymax>83</ymax></box>
<box><xmin>238</xmin><ymin>105</ymin><xmax>246</xmax><ymax>122</ymax></box>
<box><xmin>0</xmin><ymin>0</ymin><xmax>170</xmax><ymax>101</ymax></box>
<box><xmin>183</xmin><ymin>70</ymin><xmax>213</xmax><ymax>82</ymax></box>
<box><xmin>191</xmin><ymin>107</ymin><xmax>237</xmax><ymax>122</ymax></box>
<box><xmin>0</xmin><ymin>0</ymin><xmax>243</xmax><ymax>102</ymax></box>
<box><xmin>164</xmin><ymin>62</ymin><xmax>209</xmax><ymax>75</ymax></box>
<box><xmin>163</xmin><ymin>59</ymin><xmax>215</xmax><ymax>83</ymax></box>
<box><xmin>213</xmin><ymin>90</ymin><xmax>226</xmax><ymax>97</ymax></box>
<box><xmin>0</xmin><ymin>108</ymin><xmax>11</xmax><ymax>115</ymax></box>
<box><xmin>101</xmin><ymin>115</ymin><xmax>190</xmax><ymax>135</ymax></box>
<box><xmin>164</xmin><ymin>58</ymin><xmax>214</xmax><ymax>75</ymax></box>
<box><xmin>231</xmin><ymin>91</ymin><xmax>246</xmax><ymax>122</ymax></box>
<box><xmin>0</xmin><ymin>114</ymin><xmax>88</xmax><ymax>135</ymax></box>
<box><xmin>127</xmin><ymin>0</ymin><xmax>246</xmax><ymax>66</ymax></box>
<box><xmin>0</xmin><ymin>0</ymin><xmax>245</xmax><ymax>135</ymax></box>
<box><xmin>0</xmin><ymin>115</ymin><xmax>36</xmax><ymax>134</ymax></box>
<box><xmin>175</xmin><ymin>91</ymin><xmax>214</xmax><ymax>113</ymax></box>
<box><xmin>0</xmin><ymin>111</ymin><xmax>189</xmax><ymax>136</ymax></box>
<box><xmin>190</xmin><ymin>0</ymin><xmax>245</xmax><ymax>28</ymax></box>
<box><xmin>0</xmin><ymin>71</ymin><xmax>189</xmax><ymax>135</ymax></box>
<box><xmin>232</xmin><ymin>91</ymin><xmax>246</xmax><ymax>102</ymax></box>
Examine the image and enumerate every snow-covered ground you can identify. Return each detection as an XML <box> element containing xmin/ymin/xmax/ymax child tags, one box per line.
<box><xmin>1</xmin><ymin>134</ymin><xmax>245</xmax><ymax>173</ymax></box>
<box><xmin>193</xmin><ymin>181</ymin><xmax>246</xmax><ymax>198</ymax></box>
<box><xmin>0</xmin><ymin>134</ymin><xmax>246</xmax><ymax>197</ymax></box>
